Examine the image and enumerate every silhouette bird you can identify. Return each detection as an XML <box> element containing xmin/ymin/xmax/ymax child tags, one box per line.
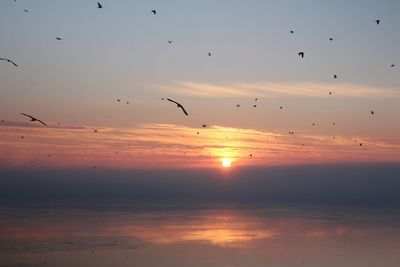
<box><xmin>92</xmin><ymin>128</ymin><xmax>98</xmax><ymax>133</ymax></box>
<box><xmin>20</xmin><ymin>113</ymin><xmax>47</xmax><ymax>126</ymax></box>
<box><xmin>97</xmin><ymin>2</ymin><xmax>102</xmax><ymax>8</ymax></box>
<box><xmin>56</xmin><ymin>37</ymin><xmax>62</xmax><ymax>40</ymax></box>
<box><xmin>249</xmin><ymin>154</ymin><xmax>252</xmax><ymax>158</ymax></box>
<box><xmin>280</xmin><ymin>106</ymin><xmax>283</xmax><ymax>109</ymax></box>
<box><xmin>236</xmin><ymin>104</ymin><xmax>240</xmax><ymax>107</ymax></box>
<box><xmin>391</xmin><ymin>64</ymin><xmax>395</xmax><ymax>68</ymax></box>
<box><xmin>359</xmin><ymin>143</ymin><xmax>363</xmax><ymax>146</ymax></box>
<box><xmin>202</xmin><ymin>124</ymin><xmax>207</xmax><ymax>128</ymax></box>
<box><xmin>253</xmin><ymin>104</ymin><xmax>257</xmax><ymax>108</ymax></box>
<box><xmin>298</xmin><ymin>52</ymin><xmax>304</xmax><ymax>58</ymax></box>
<box><xmin>151</xmin><ymin>9</ymin><xmax>156</xmax><ymax>15</ymax></box>
<box><xmin>290</xmin><ymin>30</ymin><xmax>294</xmax><ymax>34</ymax></box>
<box><xmin>329</xmin><ymin>91</ymin><xmax>332</xmax><ymax>95</ymax></box>
<box><xmin>167</xmin><ymin>98</ymin><xmax>189</xmax><ymax>116</ymax></box>
<box><xmin>333</xmin><ymin>122</ymin><xmax>336</xmax><ymax>126</ymax></box>
<box><xmin>375</xmin><ymin>19</ymin><xmax>381</xmax><ymax>25</ymax></box>
<box><xmin>24</xmin><ymin>9</ymin><xmax>28</xmax><ymax>12</ymax></box>
<box><xmin>254</xmin><ymin>98</ymin><xmax>258</xmax><ymax>101</ymax></box>
<box><xmin>168</xmin><ymin>40</ymin><xmax>173</xmax><ymax>44</ymax></box>
<box><xmin>0</xmin><ymin>58</ymin><xmax>18</xmax><ymax>67</ymax></box>
<box><xmin>208</xmin><ymin>52</ymin><xmax>212</xmax><ymax>56</ymax></box>
<box><xmin>288</xmin><ymin>131</ymin><xmax>294</xmax><ymax>135</ymax></box>
<box><xmin>117</xmin><ymin>99</ymin><xmax>121</xmax><ymax>102</ymax></box>
<box><xmin>333</xmin><ymin>74</ymin><xmax>338</xmax><ymax>79</ymax></box>
<box><xmin>329</xmin><ymin>37</ymin><xmax>333</xmax><ymax>42</ymax></box>
<box><xmin>312</xmin><ymin>122</ymin><xmax>315</xmax><ymax>126</ymax></box>
<box><xmin>370</xmin><ymin>110</ymin><xmax>375</xmax><ymax>115</ymax></box>
<box><xmin>126</xmin><ymin>101</ymin><xmax>129</xmax><ymax>104</ymax></box>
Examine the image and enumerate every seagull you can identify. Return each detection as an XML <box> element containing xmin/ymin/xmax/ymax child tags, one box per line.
<box><xmin>97</xmin><ymin>2</ymin><xmax>102</xmax><ymax>8</ymax></box>
<box><xmin>202</xmin><ymin>124</ymin><xmax>207</xmax><ymax>128</ymax></box>
<box><xmin>20</xmin><ymin>113</ymin><xmax>47</xmax><ymax>126</ymax></box>
<box><xmin>168</xmin><ymin>40</ymin><xmax>173</xmax><ymax>44</ymax></box>
<box><xmin>151</xmin><ymin>9</ymin><xmax>156</xmax><ymax>15</ymax></box>
<box><xmin>92</xmin><ymin>128</ymin><xmax>98</xmax><ymax>133</ymax></box>
<box><xmin>0</xmin><ymin>58</ymin><xmax>18</xmax><ymax>67</ymax></box>
<box><xmin>166</xmin><ymin>98</ymin><xmax>189</xmax><ymax>116</ymax></box>
<box><xmin>375</xmin><ymin>19</ymin><xmax>381</xmax><ymax>25</ymax></box>
<box><xmin>333</xmin><ymin>74</ymin><xmax>338</xmax><ymax>79</ymax></box>
<box><xmin>391</xmin><ymin>64</ymin><xmax>395</xmax><ymax>68</ymax></box>
<box><xmin>208</xmin><ymin>52</ymin><xmax>212</xmax><ymax>56</ymax></box>
<box><xmin>298</xmin><ymin>52</ymin><xmax>304</xmax><ymax>58</ymax></box>
<box><xmin>370</xmin><ymin>110</ymin><xmax>375</xmax><ymax>115</ymax></box>
<box><xmin>290</xmin><ymin>30</ymin><xmax>294</xmax><ymax>34</ymax></box>
<box><xmin>56</xmin><ymin>37</ymin><xmax>62</xmax><ymax>40</ymax></box>
<box><xmin>116</xmin><ymin>99</ymin><xmax>121</xmax><ymax>102</ymax></box>
<box><xmin>253</xmin><ymin>104</ymin><xmax>257</xmax><ymax>108</ymax></box>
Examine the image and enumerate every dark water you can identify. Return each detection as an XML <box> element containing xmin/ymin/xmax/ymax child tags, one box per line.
<box><xmin>1</xmin><ymin>206</ymin><xmax>399</xmax><ymax>267</ymax></box>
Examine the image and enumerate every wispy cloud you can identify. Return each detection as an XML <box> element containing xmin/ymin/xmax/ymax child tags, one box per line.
<box><xmin>1</xmin><ymin>122</ymin><xmax>400</xmax><ymax>169</ymax></box>
<box><xmin>156</xmin><ymin>81</ymin><xmax>400</xmax><ymax>98</ymax></box>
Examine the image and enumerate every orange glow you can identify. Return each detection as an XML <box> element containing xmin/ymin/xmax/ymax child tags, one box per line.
<box><xmin>1</xmin><ymin>122</ymin><xmax>400</xmax><ymax>169</ymax></box>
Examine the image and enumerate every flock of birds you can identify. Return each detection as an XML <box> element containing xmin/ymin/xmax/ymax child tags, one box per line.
<box><xmin>1</xmin><ymin>1</ymin><xmax>398</xmax><ymax>160</ymax></box>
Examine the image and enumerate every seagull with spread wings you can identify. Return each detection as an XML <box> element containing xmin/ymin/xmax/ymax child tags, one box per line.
<box><xmin>20</xmin><ymin>113</ymin><xmax>47</xmax><ymax>126</ymax></box>
<box><xmin>167</xmin><ymin>98</ymin><xmax>189</xmax><ymax>116</ymax></box>
<box><xmin>0</xmin><ymin>58</ymin><xmax>18</xmax><ymax>67</ymax></box>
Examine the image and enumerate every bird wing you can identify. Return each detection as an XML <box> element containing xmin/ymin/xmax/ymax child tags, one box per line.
<box><xmin>0</xmin><ymin>58</ymin><xmax>18</xmax><ymax>67</ymax></box>
<box><xmin>36</xmin><ymin>119</ymin><xmax>47</xmax><ymax>126</ymax></box>
<box><xmin>179</xmin><ymin>105</ymin><xmax>188</xmax><ymax>116</ymax></box>
<box><xmin>166</xmin><ymin>98</ymin><xmax>179</xmax><ymax>105</ymax></box>
<box><xmin>20</xmin><ymin>113</ymin><xmax>35</xmax><ymax>120</ymax></box>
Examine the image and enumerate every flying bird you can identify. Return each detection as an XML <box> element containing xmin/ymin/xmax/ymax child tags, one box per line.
<box><xmin>391</xmin><ymin>64</ymin><xmax>395</xmax><ymax>68</ymax></box>
<box><xmin>92</xmin><ymin>128</ymin><xmax>98</xmax><ymax>133</ymax></box>
<box><xmin>97</xmin><ymin>2</ymin><xmax>102</xmax><ymax>8</ymax></box>
<box><xmin>236</xmin><ymin>104</ymin><xmax>240</xmax><ymax>107</ymax></box>
<box><xmin>151</xmin><ymin>9</ymin><xmax>156</xmax><ymax>15</ymax></box>
<box><xmin>290</xmin><ymin>30</ymin><xmax>294</xmax><ymax>34</ymax></box>
<box><xmin>329</xmin><ymin>91</ymin><xmax>332</xmax><ymax>95</ymax></box>
<box><xmin>280</xmin><ymin>106</ymin><xmax>283</xmax><ymax>109</ymax></box>
<box><xmin>253</xmin><ymin>104</ymin><xmax>257</xmax><ymax>108</ymax></box>
<box><xmin>24</xmin><ymin>9</ymin><xmax>28</xmax><ymax>12</ymax></box>
<box><xmin>333</xmin><ymin>74</ymin><xmax>338</xmax><ymax>79</ymax></box>
<box><xmin>20</xmin><ymin>113</ymin><xmax>47</xmax><ymax>126</ymax></box>
<box><xmin>56</xmin><ymin>37</ymin><xmax>62</xmax><ymax>40</ymax></box>
<box><xmin>116</xmin><ymin>99</ymin><xmax>121</xmax><ymax>102</ymax></box>
<box><xmin>202</xmin><ymin>124</ymin><xmax>207</xmax><ymax>128</ymax></box>
<box><xmin>375</xmin><ymin>19</ymin><xmax>381</xmax><ymax>25</ymax></box>
<box><xmin>208</xmin><ymin>52</ymin><xmax>212</xmax><ymax>56</ymax></box>
<box><xmin>0</xmin><ymin>58</ymin><xmax>18</xmax><ymax>67</ymax></box>
<box><xmin>298</xmin><ymin>52</ymin><xmax>304</xmax><ymax>58</ymax></box>
<box><xmin>370</xmin><ymin>110</ymin><xmax>375</xmax><ymax>115</ymax></box>
<box><xmin>168</xmin><ymin>40</ymin><xmax>173</xmax><ymax>44</ymax></box>
<box><xmin>329</xmin><ymin>37</ymin><xmax>333</xmax><ymax>42</ymax></box>
<box><xmin>166</xmin><ymin>98</ymin><xmax>189</xmax><ymax>116</ymax></box>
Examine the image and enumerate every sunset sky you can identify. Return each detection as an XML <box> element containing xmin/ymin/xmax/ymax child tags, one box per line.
<box><xmin>1</xmin><ymin>0</ymin><xmax>400</xmax><ymax>169</ymax></box>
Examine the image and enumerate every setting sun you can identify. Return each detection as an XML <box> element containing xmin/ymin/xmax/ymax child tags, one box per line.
<box><xmin>222</xmin><ymin>158</ymin><xmax>232</xmax><ymax>168</ymax></box>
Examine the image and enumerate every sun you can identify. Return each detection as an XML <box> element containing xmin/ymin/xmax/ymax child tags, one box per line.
<box><xmin>221</xmin><ymin>158</ymin><xmax>232</xmax><ymax>168</ymax></box>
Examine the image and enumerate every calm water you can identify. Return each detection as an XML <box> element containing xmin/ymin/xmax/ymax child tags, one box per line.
<box><xmin>1</xmin><ymin>206</ymin><xmax>399</xmax><ymax>267</ymax></box>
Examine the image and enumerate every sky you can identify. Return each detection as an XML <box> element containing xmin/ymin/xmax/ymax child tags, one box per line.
<box><xmin>1</xmin><ymin>0</ymin><xmax>400</xmax><ymax>170</ymax></box>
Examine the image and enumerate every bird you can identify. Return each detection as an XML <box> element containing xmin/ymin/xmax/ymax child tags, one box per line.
<box><xmin>24</xmin><ymin>9</ymin><xmax>28</xmax><ymax>12</ymax></box>
<box><xmin>151</xmin><ymin>9</ymin><xmax>156</xmax><ymax>15</ymax></box>
<box><xmin>168</xmin><ymin>40</ymin><xmax>173</xmax><ymax>44</ymax></box>
<box><xmin>333</xmin><ymin>74</ymin><xmax>338</xmax><ymax>79</ymax></box>
<box><xmin>254</xmin><ymin>98</ymin><xmax>258</xmax><ymax>101</ymax></box>
<box><xmin>280</xmin><ymin>106</ymin><xmax>283</xmax><ymax>109</ymax></box>
<box><xmin>20</xmin><ymin>113</ymin><xmax>47</xmax><ymax>126</ymax></box>
<box><xmin>370</xmin><ymin>110</ymin><xmax>375</xmax><ymax>115</ymax></box>
<box><xmin>116</xmin><ymin>99</ymin><xmax>121</xmax><ymax>102</ymax></box>
<box><xmin>208</xmin><ymin>52</ymin><xmax>212</xmax><ymax>56</ymax></box>
<box><xmin>329</xmin><ymin>37</ymin><xmax>333</xmax><ymax>42</ymax></box>
<box><xmin>236</xmin><ymin>104</ymin><xmax>240</xmax><ymax>107</ymax></box>
<box><xmin>391</xmin><ymin>64</ymin><xmax>395</xmax><ymax>68</ymax></box>
<box><xmin>333</xmin><ymin>122</ymin><xmax>336</xmax><ymax>126</ymax></box>
<box><xmin>359</xmin><ymin>143</ymin><xmax>363</xmax><ymax>146</ymax></box>
<box><xmin>253</xmin><ymin>104</ymin><xmax>257</xmax><ymax>108</ymax></box>
<box><xmin>312</xmin><ymin>122</ymin><xmax>315</xmax><ymax>126</ymax></box>
<box><xmin>298</xmin><ymin>52</ymin><xmax>304</xmax><ymax>58</ymax></box>
<box><xmin>0</xmin><ymin>58</ymin><xmax>18</xmax><ymax>67</ymax></box>
<box><xmin>126</xmin><ymin>101</ymin><xmax>129</xmax><ymax>104</ymax></box>
<box><xmin>97</xmin><ymin>2</ymin><xmax>102</xmax><ymax>8</ymax></box>
<box><xmin>202</xmin><ymin>124</ymin><xmax>207</xmax><ymax>128</ymax></box>
<box><xmin>375</xmin><ymin>19</ymin><xmax>381</xmax><ymax>25</ymax></box>
<box><xmin>288</xmin><ymin>131</ymin><xmax>294</xmax><ymax>135</ymax></box>
<box><xmin>92</xmin><ymin>128</ymin><xmax>98</xmax><ymax>133</ymax></box>
<box><xmin>290</xmin><ymin>30</ymin><xmax>294</xmax><ymax>34</ymax></box>
<box><xmin>249</xmin><ymin>154</ymin><xmax>252</xmax><ymax>158</ymax></box>
<box><xmin>329</xmin><ymin>91</ymin><xmax>332</xmax><ymax>95</ymax></box>
<box><xmin>166</xmin><ymin>98</ymin><xmax>189</xmax><ymax>116</ymax></box>
<box><xmin>56</xmin><ymin>37</ymin><xmax>62</xmax><ymax>40</ymax></box>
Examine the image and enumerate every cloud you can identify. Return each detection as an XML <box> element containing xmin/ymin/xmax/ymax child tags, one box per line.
<box><xmin>1</xmin><ymin>122</ymin><xmax>400</xmax><ymax>169</ymax></box>
<box><xmin>156</xmin><ymin>81</ymin><xmax>400</xmax><ymax>98</ymax></box>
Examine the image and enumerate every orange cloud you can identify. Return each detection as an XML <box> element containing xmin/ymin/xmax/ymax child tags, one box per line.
<box><xmin>1</xmin><ymin>122</ymin><xmax>399</xmax><ymax>169</ymax></box>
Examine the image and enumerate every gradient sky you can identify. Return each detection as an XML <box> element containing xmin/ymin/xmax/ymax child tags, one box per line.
<box><xmin>1</xmin><ymin>0</ymin><xmax>400</xmax><ymax>169</ymax></box>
